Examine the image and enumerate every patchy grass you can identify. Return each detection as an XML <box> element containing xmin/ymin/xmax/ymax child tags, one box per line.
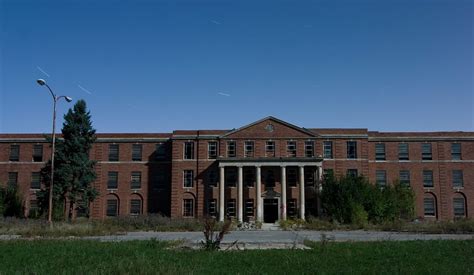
<box><xmin>283</xmin><ymin>217</ymin><xmax>474</xmax><ymax>233</ymax></box>
<box><xmin>0</xmin><ymin>240</ymin><xmax>473</xmax><ymax>274</ymax></box>
<box><xmin>0</xmin><ymin>215</ymin><xmax>204</xmax><ymax>237</ymax></box>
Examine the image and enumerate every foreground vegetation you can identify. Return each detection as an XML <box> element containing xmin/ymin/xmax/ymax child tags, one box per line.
<box><xmin>0</xmin><ymin>215</ymin><xmax>203</xmax><ymax>237</ymax></box>
<box><xmin>0</xmin><ymin>240</ymin><xmax>473</xmax><ymax>274</ymax></box>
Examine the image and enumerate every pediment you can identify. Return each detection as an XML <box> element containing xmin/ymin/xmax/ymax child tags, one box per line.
<box><xmin>222</xmin><ymin>116</ymin><xmax>317</xmax><ymax>139</ymax></box>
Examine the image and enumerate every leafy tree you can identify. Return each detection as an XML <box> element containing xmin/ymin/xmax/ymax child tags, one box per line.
<box><xmin>39</xmin><ymin>99</ymin><xmax>98</xmax><ymax>221</ymax></box>
<box><xmin>321</xmin><ymin>175</ymin><xmax>415</xmax><ymax>225</ymax></box>
<box><xmin>0</xmin><ymin>184</ymin><xmax>23</xmax><ymax>217</ymax></box>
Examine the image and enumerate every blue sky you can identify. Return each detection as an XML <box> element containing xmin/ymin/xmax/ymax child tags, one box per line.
<box><xmin>0</xmin><ymin>0</ymin><xmax>472</xmax><ymax>133</ymax></box>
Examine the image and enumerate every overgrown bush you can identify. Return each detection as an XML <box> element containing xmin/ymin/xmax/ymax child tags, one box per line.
<box><xmin>201</xmin><ymin>217</ymin><xmax>232</xmax><ymax>250</ymax></box>
<box><xmin>321</xmin><ymin>175</ymin><xmax>415</xmax><ymax>225</ymax></box>
<box><xmin>0</xmin><ymin>184</ymin><xmax>23</xmax><ymax>217</ymax></box>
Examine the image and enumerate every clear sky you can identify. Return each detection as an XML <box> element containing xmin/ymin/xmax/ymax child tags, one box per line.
<box><xmin>0</xmin><ymin>0</ymin><xmax>472</xmax><ymax>133</ymax></box>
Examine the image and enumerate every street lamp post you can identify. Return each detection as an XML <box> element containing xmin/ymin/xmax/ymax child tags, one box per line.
<box><xmin>36</xmin><ymin>79</ymin><xmax>72</xmax><ymax>225</ymax></box>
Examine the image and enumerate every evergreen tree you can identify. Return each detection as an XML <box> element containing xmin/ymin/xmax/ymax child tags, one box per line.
<box><xmin>39</xmin><ymin>99</ymin><xmax>98</xmax><ymax>220</ymax></box>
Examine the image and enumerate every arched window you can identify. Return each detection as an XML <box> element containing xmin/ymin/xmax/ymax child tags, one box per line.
<box><xmin>130</xmin><ymin>195</ymin><xmax>143</xmax><ymax>216</ymax></box>
<box><xmin>453</xmin><ymin>194</ymin><xmax>467</xmax><ymax>218</ymax></box>
<box><xmin>423</xmin><ymin>193</ymin><xmax>437</xmax><ymax>218</ymax></box>
<box><xmin>183</xmin><ymin>198</ymin><xmax>194</xmax><ymax>217</ymax></box>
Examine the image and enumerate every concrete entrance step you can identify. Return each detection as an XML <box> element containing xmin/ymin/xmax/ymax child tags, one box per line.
<box><xmin>260</xmin><ymin>223</ymin><xmax>281</xmax><ymax>231</ymax></box>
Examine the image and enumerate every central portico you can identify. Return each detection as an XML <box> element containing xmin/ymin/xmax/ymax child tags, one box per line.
<box><xmin>218</xmin><ymin>158</ymin><xmax>323</xmax><ymax>223</ymax></box>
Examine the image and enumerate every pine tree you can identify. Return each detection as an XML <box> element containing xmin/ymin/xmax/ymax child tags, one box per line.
<box><xmin>39</xmin><ymin>99</ymin><xmax>98</xmax><ymax>220</ymax></box>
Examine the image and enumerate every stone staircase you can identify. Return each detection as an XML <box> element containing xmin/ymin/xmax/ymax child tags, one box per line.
<box><xmin>260</xmin><ymin>223</ymin><xmax>281</xmax><ymax>231</ymax></box>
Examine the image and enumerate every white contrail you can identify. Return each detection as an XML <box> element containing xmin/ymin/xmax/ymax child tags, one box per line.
<box><xmin>77</xmin><ymin>84</ymin><xmax>92</xmax><ymax>94</ymax></box>
<box><xmin>218</xmin><ymin>92</ymin><xmax>231</xmax><ymax>97</ymax></box>
<box><xmin>211</xmin><ymin>20</ymin><xmax>222</xmax><ymax>25</ymax></box>
<box><xmin>36</xmin><ymin>66</ymin><xmax>50</xmax><ymax>77</ymax></box>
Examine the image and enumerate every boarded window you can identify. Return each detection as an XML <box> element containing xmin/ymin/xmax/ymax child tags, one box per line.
<box><xmin>130</xmin><ymin>199</ymin><xmax>142</xmax><ymax>215</ymax></box>
<box><xmin>106</xmin><ymin>199</ymin><xmax>118</xmax><ymax>217</ymax></box>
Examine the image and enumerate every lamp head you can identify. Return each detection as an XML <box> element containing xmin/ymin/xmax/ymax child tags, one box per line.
<box><xmin>36</xmin><ymin>79</ymin><xmax>46</xmax><ymax>86</ymax></box>
<box><xmin>65</xmin><ymin>96</ymin><xmax>73</xmax><ymax>103</ymax></box>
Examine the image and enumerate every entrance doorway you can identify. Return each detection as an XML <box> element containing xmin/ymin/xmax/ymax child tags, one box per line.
<box><xmin>263</xmin><ymin>198</ymin><xmax>279</xmax><ymax>223</ymax></box>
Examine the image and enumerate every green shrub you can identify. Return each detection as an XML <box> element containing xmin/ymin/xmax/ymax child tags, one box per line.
<box><xmin>321</xmin><ymin>176</ymin><xmax>415</xmax><ymax>225</ymax></box>
<box><xmin>0</xmin><ymin>184</ymin><xmax>23</xmax><ymax>217</ymax></box>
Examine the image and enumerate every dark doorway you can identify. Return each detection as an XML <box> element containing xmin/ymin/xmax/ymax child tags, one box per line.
<box><xmin>263</xmin><ymin>199</ymin><xmax>279</xmax><ymax>223</ymax></box>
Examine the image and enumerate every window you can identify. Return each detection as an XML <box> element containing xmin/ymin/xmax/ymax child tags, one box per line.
<box><xmin>107</xmin><ymin>172</ymin><xmax>118</xmax><ymax>189</ymax></box>
<box><xmin>33</xmin><ymin>144</ymin><xmax>43</xmax><ymax>162</ymax></box>
<box><xmin>76</xmin><ymin>200</ymin><xmax>87</xmax><ymax>218</ymax></box>
<box><xmin>131</xmin><ymin>172</ymin><xmax>141</xmax><ymax>189</ymax></box>
<box><xmin>375</xmin><ymin>143</ymin><xmax>386</xmax><ymax>161</ymax></box>
<box><xmin>208</xmin><ymin>170</ymin><xmax>218</xmax><ymax>188</ymax></box>
<box><xmin>287</xmin><ymin>168</ymin><xmax>297</xmax><ymax>187</ymax></box>
<box><xmin>451</xmin><ymin>143</ymin><xmax>461</xmax><ymax>160</ymax></box>
<box><xmin>226</xmin><ymin>199</ymin><xmax>236</xmax><ymax>217</ymax></box>
<box><xmin>244</xmin><ymin>168</ymin><xmax>255</xmax><ymax>187</ymax></box>
<box><xmin>183</xmin><ymin>199</ymin><xmax>194</xmax><ymax>217</ymax></box>
<box><xmin>305</xmin><ymin>141</ymin><xmax>314</xmax><ymax>157</ymax></box>
<box><xmin>130</xmin><ymin>199</ymin><xmax>142</xmax><ymax>215</ymax></box>
<box><xmin>347</xmin><ymin>141</ymin><xmax>357</xmax><ymax>159</ymax></box>
<box><xmin>245</xmin><ymin>199</ymin><xmax>254</xmax><ymax>217</ymax></box>
<box><xmin>347</xmin><ymin>169</ymin><xmax>358</xmax><ymax>178</ymax></box>
<box><xmin>31</xmin><ymin>172</ymin><xmax>41</xmax><ymax>189</ymax></box>
<box><xmin>226</xmin><ymin>168</ymin><xmax>237</xmax><ymax>187</ymax></box>
<box><xmin>29</xmin><ymin>200</ymin><xmax>39</xmax><ymax>216</ymax></box>
<box><xmin>265</xmin><ymin>170</ymin><xmax>275</xmax><ymax>188</ymax></box>
<box><xmin>398</xmin><ymin>143</ymin><xmax>409</xmax><ymax>160</ymax></box>
<box><xmin>208</xmin><ymin>199</ymin><xmax>217</xmax><ymax>217</ymax></box>
<box><xmin>452</xmin><ymin>170</ymin><xmax>463</xmax><ymax>188</ymax></box>
<box><xmin>422</xmin><ymin>143</ymin><xmax>432</xmax><ymax>160</ymax></box>
<box><xmin>227</xmin><ymin>141</ymin><xmax>236</xmax><ymax>157</ymax></box>
<box><xmin>399</xmin><ymin>170</ymin><xmax>410</xmax><ymax>186</ymax></box>
<box><xmin>155</xmin><ymin>142</ymin><xmax>166</xmax><ymax>159</ymax></box>
<box><xmin>423</xmin><ymin>196</ymin><xmax>436</xmax><ymax>217</ymax></box>
<box><xmin>244</xmin><ymin>141</ymin><xmax>254</xmax><ymax>157</ymax></box>
<box><xmin>323</xmin><ymin>141</ymin><xmax>333</xmax><ymax>159</ymax></box>
<box><xmin>183</xmin><ymin>170</ymin><xmax>194</xmax><ymax>188</ymax></box>
<box><xmin>287</xmin><ymin>141</ymin><xmax>297</xmax><ymax>157</ymax></box>
<box><xmin>423</xmin><ymin>170</ymin><xmax>433</xmax><ymax>187</ymax></box>
<box><xmin>208</xmin><ymin>142</ymin><xmax>218</xmax><ymax>159</ymax></box>
<box><xmin>108</xmin><ymin>144</ymin><xmax>119</xmax><ymax>161</ymax></box>
<box><xmin>9</xmin><ymin>145</ymin><xmax>19</xmax><ymax>161</ymax></box>
<box><xmin>132</xmin><ymin>144</ymin><xmax>142</xmax><ymax>161</ymax></box>
<box><xmin>106</xmin><ymin>199</ymin><xmax>118</xmax><ymax>217</ymax></box>
<box><xmin>453</xmin><ymin>197</ymin><xmax>466</xmax><ymax>217</ymax></box>
<box><xmin>287</xmin><ymin>199</ymin><xmax>297</xmax><ymax>218</ymax></box>
<box><xmin>265</xmin><ymin>141</ymin><xmax>275</xmax><ymax>157</ymax></box>
<box><xmin>8</xmin><ymin>172</ymin><xmax>18</xmax><ymax>188</ymax></box>
<box><xmin>184</xmin><ymin>142</ymin><xmax>194</xmax><ymax>159</ymax></box>
<box><xmin>376</xmin><ymin>170</ymin><xmax>386</xmax><ymax>187</ymax></box>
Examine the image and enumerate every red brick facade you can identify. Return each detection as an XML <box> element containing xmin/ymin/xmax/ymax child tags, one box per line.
<box><xmin>0</xmin><ymin>117</ymin><xmax>472</xmax><ymax>221</ymax></box>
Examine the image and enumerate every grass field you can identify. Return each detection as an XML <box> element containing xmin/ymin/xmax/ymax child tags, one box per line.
<box><xmin>0</xmin><ymin>240</ymin><xmax>473</xmax><ymax>274</ymax></box>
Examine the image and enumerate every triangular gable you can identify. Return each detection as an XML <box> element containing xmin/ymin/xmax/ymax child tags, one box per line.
<box><xmin>221</xmin><ymin>116</ymin><xmax>317</xmax><ymax>138</ymax></box>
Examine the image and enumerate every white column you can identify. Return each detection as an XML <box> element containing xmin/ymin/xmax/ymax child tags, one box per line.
<box><xmin>219</xmin><ymin>166</ymin><xmax>225</xmax><ymax>222</ymax></box>
<box><xmin>281</xmin><ymin>166</ymin><xmax>287</xmax><ymax>221</ymax></box>
<box><xmin>256</xmin><ymin>166</ymin><xmax>262</xmax><ymax>222</ymax></box>
<box><xmin>237</xmin><ymin>166</ymin><xmax>243</xmax><ymax>223</ymax></box>
<box><xmin>318</xmin><ymin>165</ymin><xmax>324</xmax><ymax>216</ymax></box>
<box><xmin>299</xmin><ymin>165</ymin><xmax>305</xmax><ymax>220</ymax></box>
